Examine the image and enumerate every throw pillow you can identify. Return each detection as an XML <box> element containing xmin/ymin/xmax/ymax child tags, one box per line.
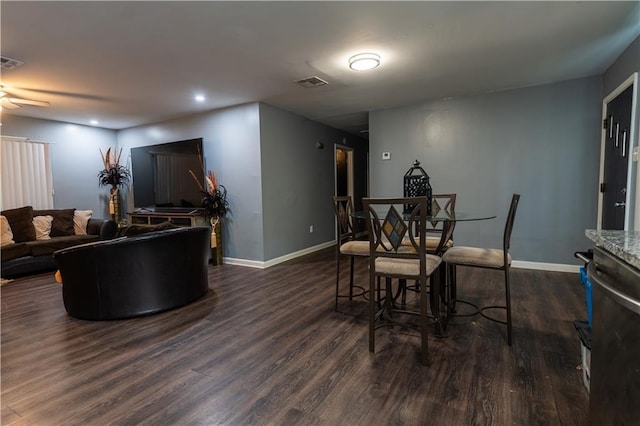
<box><xmin>0</xmin><ymin>215</ymin><xmax>15</xmax><ymax>246</ymax></box>
<box><xmin>73</xmin><ymin>210</ymin><xmax>93</xmax><ymax>235</ymax></box>
<box><xmin>1</xmin><ymin>206</ymin><xmax>36</xmax><ymax>243</ymax></box>
<box><xmin>33</xmin><ymin>208</ymin><xmax>76</xmax><ymax>237</ymax></box>
<box><xmin>32</xmin><ymin>215</ymin><xmax>54</xmax><ymax>240</ymax></box>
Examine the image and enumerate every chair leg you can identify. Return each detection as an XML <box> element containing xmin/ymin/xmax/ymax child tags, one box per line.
<box><xmin>505</xmin><ymin>266</ymin><xmax>512</xmax><ymax>346</ymax></box>
<box><xmin>335</xmin><ymin>253</ymin><xmax>341</xmax><ymax>311</ymax></box>
<box><xmin>438</xmin><ymin>263</ymin><xmax>449</xmax><ymax>330</ymax></box>
<box><xmin>369</xmin><ymin>272</ymin><xmax>376</xmax><ymax>354</ymax></box>
<box><xmin>447</xmin><ymin>263</ymin><xmax>457</xmax><ymax>315</ymax></box>
<box><xmin>384</xmin><ymin>278</ymin><xmax>393</xmax><ymax>317</ymax></box>
<box><xmin>349</xmin><ymin>255</ymin><xmax>355</xmax><ymax>300</ymax></box>
<box><xmin>420</xmin><ymin>275</ymin><xmax>430</xmax><ymax>365</ymax></box>
<box><xmin>429</xmin><ymin>267</ymin><xmax>443</xmax><ymax>337</ymax></box>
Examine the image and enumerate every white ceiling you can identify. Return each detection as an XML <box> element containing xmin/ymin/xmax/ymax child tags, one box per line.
<box><xmin>1</xmin><ymin>1</ymin><xmax>639</xmax><ymax>136</ymax></box>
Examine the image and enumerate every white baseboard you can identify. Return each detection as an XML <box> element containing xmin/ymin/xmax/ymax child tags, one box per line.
<box><xmin>223</xmin><ymin>246</ymin><xmax>581</xmax><ymax>273</ymax></box>
<box><xmin>222</xmin><ymin>240</ymin><xmax>335</xmax><ymax>269</ymax></box>
<box><xmin>511</xmin><ymin>260</ymin><xmax>580</xmax><ymax>273</ymax></box>
<box><xmin>221</xmin><ymin>258</ymin><xmax>265</xmax><ymax>269</ymax></box>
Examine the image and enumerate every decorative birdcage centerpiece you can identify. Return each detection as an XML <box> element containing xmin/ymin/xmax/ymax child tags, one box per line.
<box><xmin>403</xmin><ymin>160</ymin><xmax>432</xmax><ymax>216</ymax></box>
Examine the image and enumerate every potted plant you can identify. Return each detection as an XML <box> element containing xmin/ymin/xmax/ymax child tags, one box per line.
<box><xmin>98</xmin><ymin>147</ymin><xmax>131</xmax><ymax>223</ymax></box>
<box><xmin>190</xmin><ymin>169</ymin><xmax>229</xmax><ymax>265</ymax></box>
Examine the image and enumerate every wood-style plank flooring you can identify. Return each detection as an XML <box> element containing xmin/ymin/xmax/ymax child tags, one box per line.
<box><xmin>1</xmin><ymin>248</ymin><xmax>589</xmax><ymax>425</ymax></box>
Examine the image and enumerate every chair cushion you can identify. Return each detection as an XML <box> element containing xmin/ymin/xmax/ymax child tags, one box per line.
<box><xmin>401</xmin><ymin>236</ymin><xmax>453</xmax><ymax>249</ymax></box>
<box><xmin>27</xmin><ymin>235</ymin><xmax>100</xmax><ymax>257</ymax></box>
<box><xmin>442</xmin><ymin>246</ymin><xmax>511</xmax><ymax>268</ymax></box>
<box><xmin>1</xmin><ymin>242</ymin><xmax>31</xmax><ymax>262</ymax></box>
<box><xmin>375</xmin><ymin>254</ymin><xmax>441</xmax><ymax>278</ymax></box>
<box><xmin>427</xmin><ymin>236</ymin><xmax>453</xmax><ymax>250</ymax></box>
<box><xmin>340</xmin><ymin>240</ymin><xmax>370</xmax><ymax>256</ymax></box>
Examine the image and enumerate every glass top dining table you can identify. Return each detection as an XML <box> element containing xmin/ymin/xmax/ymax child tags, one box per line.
<box><xmin>351</xmin><ymin>208</ymin><xmax>496</xmax><ymax>222</ymax></box>
<box><xmin>352</xmin><ymin>206</ymin><xmax>496</xmax><ymax>336</ymax></box>
<box><xmin>351</xmin><ymin>207</ymin><xmax>496</xmax><ymax>256</ymax></box>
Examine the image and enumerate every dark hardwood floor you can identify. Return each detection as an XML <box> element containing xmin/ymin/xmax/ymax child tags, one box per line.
<box><xmin>1</xmin><ymin>248</ymin><xmax>589</xmax><ymax>425</ymax></box>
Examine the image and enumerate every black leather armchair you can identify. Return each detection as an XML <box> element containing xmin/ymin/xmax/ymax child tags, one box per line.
<box><xmin>53</xmin><ymin>226</ymin><xmax>210</xmax><ymax>320</ymax></box>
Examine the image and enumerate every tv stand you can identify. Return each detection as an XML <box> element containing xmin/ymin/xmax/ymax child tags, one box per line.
<box><xmin>128</xmin><ymin>210</ymin><xmax>206</xmax><ymax>227</ymax></box>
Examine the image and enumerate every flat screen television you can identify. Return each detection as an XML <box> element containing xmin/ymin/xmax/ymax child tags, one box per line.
<box><xmin>130</xmin><ymin>138</ymin><xmax>205</xmax><ymax>212</ymax></box>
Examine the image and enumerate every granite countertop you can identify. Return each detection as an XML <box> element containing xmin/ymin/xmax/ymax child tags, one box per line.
<box><xmin>585</xmin><ymin>229</ymin><xmax>640</xmax><ymax>270</ymax></box>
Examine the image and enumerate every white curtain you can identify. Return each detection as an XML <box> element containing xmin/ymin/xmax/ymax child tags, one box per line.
<box><xmin>1</xmin><ymin>136</ymin><xmax>54</xmax><ymax>210</ymax></box>
<box><xmin>153</xmin><ymin>153</ymin><xmax>201</xmax><ymax>206</ymax></box>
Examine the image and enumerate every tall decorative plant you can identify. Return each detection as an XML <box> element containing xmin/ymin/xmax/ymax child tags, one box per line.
<box><xmin>189</xmin><ymin>166</ymin><xmax>228</xmax><ymax>265</ymax></box>
<box><xmin>189</xmin><ymin>169</ymin><xmax>228</xmax><ymax>219</ymax></box>
<box><xmin>98</xmin><ymin>147</ymin><xmax>131</xmax><ymax>223</ymax></box>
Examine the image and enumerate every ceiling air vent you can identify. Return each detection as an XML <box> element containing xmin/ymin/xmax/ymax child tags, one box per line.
<box><xmin>294</xmin><ymin>76</ymin><xmax>328</xmax><ymax>88</ymax></box>
<box><xmin>1</xmin><ymin>56</ymin><xmax>24</xmax><ymax>71</ymax></box>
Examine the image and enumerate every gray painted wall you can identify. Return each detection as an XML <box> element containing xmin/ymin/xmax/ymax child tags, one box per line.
<box><xmin>2</xmin><ymin>115</ymin><xmax>118</xmax><ymax>216</ymax></box>
<box><xmin>369</xmin><ymin>76</ymin><xmax>602</xmax><ymax>265</ymax></box>
<box><xmin>117</xmin><ymin>103</ymin><xmax>264</xmax><ymax>262</ymax></box>
<box><xmin>603</xmin><ymin>34</ymin><xmax>640</xmax><ymax>230</ymax></box>
<box><xmin>258</xmin><ymin>103</ymin><xmax>369</xmax><ymax>260</ymax></box>
<box><xmin>603</xmin><ymin>35</ymin><xmax>640</xmax><ymax>96</ymax></box>
<box><xmin>3</xmin><ymin>103</ymin><xmax>369</xmax><ymax>264</ymax></box>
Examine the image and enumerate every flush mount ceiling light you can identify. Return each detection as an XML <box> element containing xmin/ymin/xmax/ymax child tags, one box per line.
<box><xmin>348</xmin><ymin>53</ymin><xmax>380</xmax><ymax>71</ymax></box>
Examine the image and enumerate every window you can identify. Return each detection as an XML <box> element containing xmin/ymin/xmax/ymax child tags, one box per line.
<box><xmin>0</xmin><ymin>136</ymin><xmax>54</xmax><ymax>210</ymax></box>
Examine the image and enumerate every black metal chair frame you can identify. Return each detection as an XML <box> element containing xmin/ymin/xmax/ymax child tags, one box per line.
<box><xmin>363</xmin><ymin>196</ymin><xmax>443</xmax><ymax>365</ymax></box>
<box><xmin>445</xmin><ymin>194</ymin><xmax>520</xmax><ymax>345</ymax></box>
<box><xmin>332</xmin><ymin>196</ymin><xmax>368</xmax><ymax>311</ymax></box>
<box><xmin>401</xmin><ymin>194</ymin><xmax>457</xmax><ymax>322</ymax></box>
<box><xmin>426</xmin><ymin>193</ymin><xmax>457</xmax><ymax>255</ymax></box>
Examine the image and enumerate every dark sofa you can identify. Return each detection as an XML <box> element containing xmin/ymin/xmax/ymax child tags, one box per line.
<box><xmin>53</xmin><ymin>226</ymin><xmax>210</xmax><ymax>320</ymax></box>
<box><xmin>1</xmin><ymin>206</ymin><xmax>117</xmax><ymax>278</ymax></box>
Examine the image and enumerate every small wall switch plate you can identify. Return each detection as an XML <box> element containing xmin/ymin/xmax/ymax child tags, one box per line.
<box><xmin>382</xmin><ymin>152</ymin><xmax>391</xmax><ymax>160</ymax></box>
<box><xmin>633</xmin><ymin>146</ymin><xmax>639</xmax><ymax>162</ymax></box>
<box><xmin>309</xmin><ymin>225</ymin><xmax>313</xmax><ymax>233</ymax></box>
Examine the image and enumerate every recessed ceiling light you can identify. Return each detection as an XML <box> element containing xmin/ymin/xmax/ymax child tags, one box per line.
<box><xmin>90</xmin><ymin>119</ymin><xmax>99</xmax><ymax>126</ymax></box>
<box><xmin>349</xmin><ymin>53</ymin><xmax>381</xmax><ymax>71</ymax></box>
<box><xmin>195</xmin><ymin>94</ymin><xmax>205</xmax><ymax>102</ymax></box>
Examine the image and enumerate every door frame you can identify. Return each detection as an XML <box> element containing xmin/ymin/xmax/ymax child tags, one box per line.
<box><xmin>597</xmin><ymin>72</ymin><xmax>638</xmax><ymax>230</ymax></box>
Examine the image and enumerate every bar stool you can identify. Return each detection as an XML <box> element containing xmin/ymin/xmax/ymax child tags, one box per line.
<box><xmin>332</xmin><ymin>196</ymin><xmax>369</xmax><ymax>311</ymax></box>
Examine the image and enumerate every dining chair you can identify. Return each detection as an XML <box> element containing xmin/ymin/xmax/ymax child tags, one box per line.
<box><xmin>426</xmin><ymin>193</ymin><xmax>457</xmax><ymax>254</ymax></box>
<box><xmin>362</xmin><ymin>196</ymin><xmax>443</xmax><ymax>365</ymax></box>
<box><xmin>400</xmin><ymin>193</ymin><xmax>456</xmax><ymax>306</ymax></box>
<box><xmin>332</xmin><ymin>196</ymin><xmax>369</xmax><ymax>311</ymax></box>
<box><xmin>441</xmin><ymin>194</ymin><xmax>521</xmax><ymax>345</ymax></box>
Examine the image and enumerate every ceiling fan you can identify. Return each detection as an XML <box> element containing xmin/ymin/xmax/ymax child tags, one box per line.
<box><xmin>0</xmin><ymin>85</ymin><xmax>50</xmax><ymax>109</ymax></box>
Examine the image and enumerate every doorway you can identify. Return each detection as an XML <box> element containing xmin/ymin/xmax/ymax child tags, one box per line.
<box><xmin>335</xmin><ymin>145</ymin><xmax>353</xmax><ymax>199</ymax></box>
<box><xmin>598</xmin><ymin>73</ymin><xmax>638</xmax><ymax>230</ymax></box>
